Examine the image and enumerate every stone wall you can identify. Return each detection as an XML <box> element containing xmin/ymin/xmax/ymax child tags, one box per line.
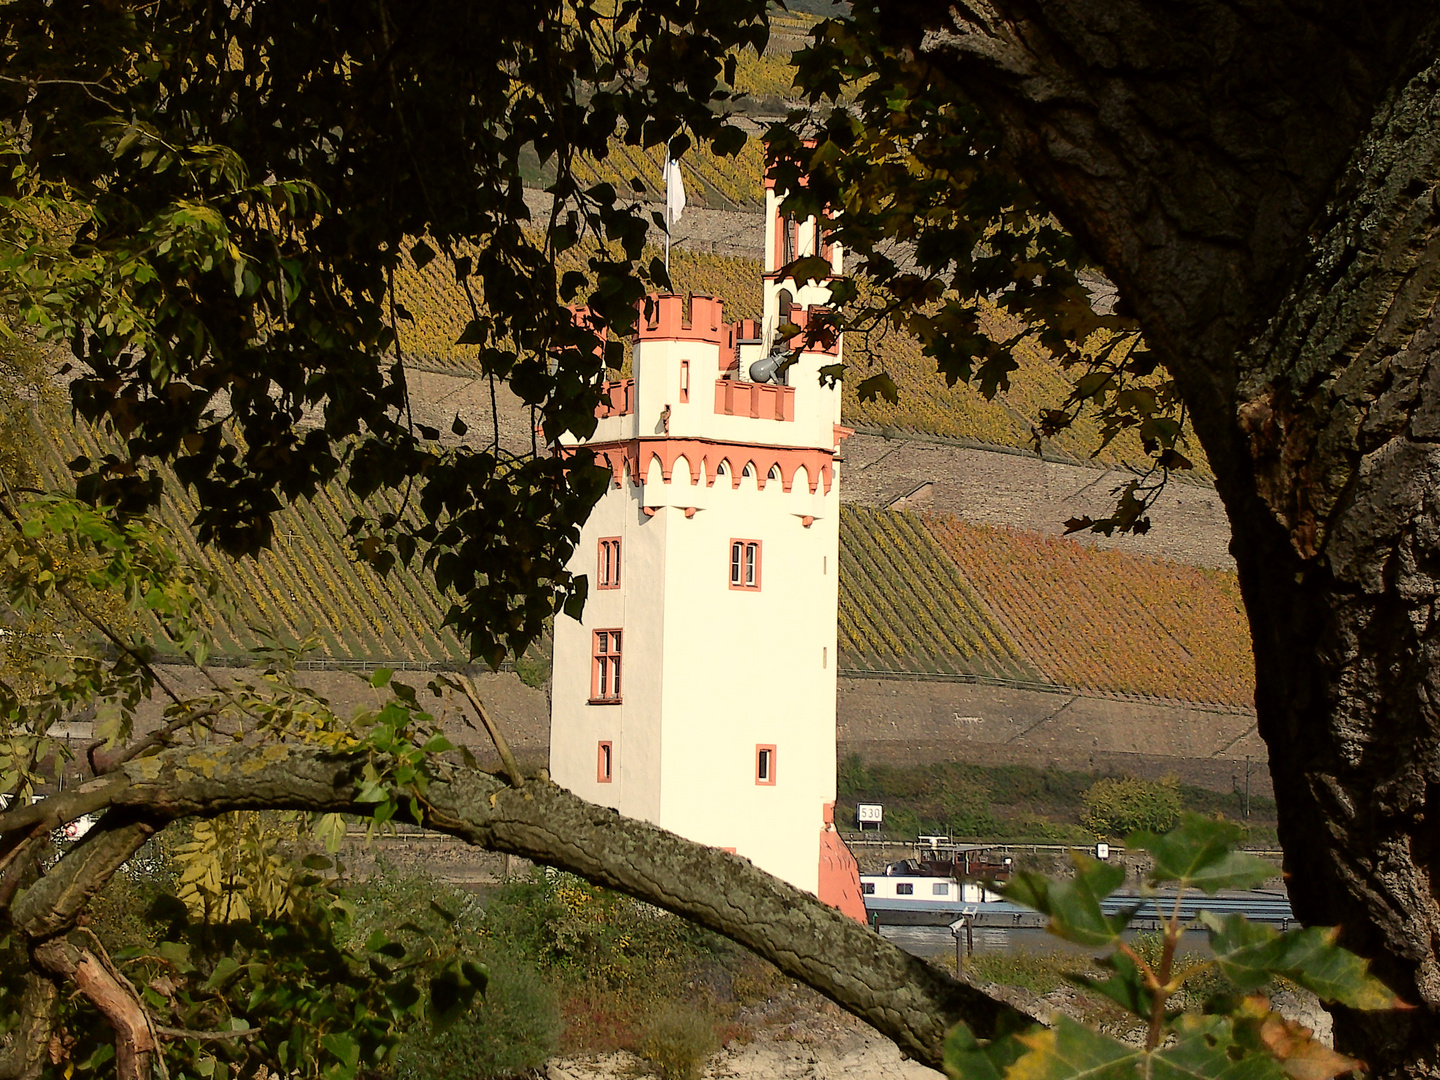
<box><xmin>841</xmin><ymin>429</ymin><xmax>1234</xmax><ymax>569</ymax></box>
<box><xmin>836</xmin><ymin>674</ymin><xmax>1267</xmax><ymax>796</ymax></box>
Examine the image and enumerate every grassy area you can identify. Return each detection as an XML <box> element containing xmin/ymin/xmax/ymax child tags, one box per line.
<box><xmin>74</xmin><ymin>834</ymin><xmax>813</xmax><ymax>1080</ymax></box>
<box><xmin>836</xmin><ymin>756</ymin><xmax>1279</xmax><ymax>846</ymax></box>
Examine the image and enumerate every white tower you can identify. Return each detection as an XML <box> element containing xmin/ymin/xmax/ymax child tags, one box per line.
<box><xmin>550</xmin><ymin>179</ymin><xmax>864</xmax><ymax>920</ymax></box>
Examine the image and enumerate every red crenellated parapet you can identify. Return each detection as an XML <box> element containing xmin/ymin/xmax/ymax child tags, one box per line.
<box><xmin>636</xmin><ymin>294</ymin><xmax>732</xmax><ymax>347</ymax></box>
<box><xmin>780</xmin><ymin>304</ymin><xmax>841</xmax><ymax>357</ymax></box>
<box><xmin>595</xmin><ymin>378</ymin><xmax>635</xmax><ymax>419</ymax></box>
<box><xmin>714</xmin><ymin>379</ymin><xmax>795</xmax><ymax>422</ymax></box>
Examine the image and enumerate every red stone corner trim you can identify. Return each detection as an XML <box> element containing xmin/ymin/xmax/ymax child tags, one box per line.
<box><xmin>818</xmin><ymin>812</ymin><xmax>867</xmax><ymax>923</ymax></box>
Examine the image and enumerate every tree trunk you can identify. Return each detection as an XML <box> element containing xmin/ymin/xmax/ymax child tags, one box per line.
<box><xmin>1227</xmin><ymin>53</ymin><xmax>1440</xmax><ymax>1078</ymax></box>
<box><xmin>885</xmin><ymin>2</ymin><xmax>1440</xmax><ymax>1074</ymax></box>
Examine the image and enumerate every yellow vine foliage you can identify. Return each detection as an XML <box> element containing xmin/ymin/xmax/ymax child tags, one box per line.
<box><xmin>924</xmin><ymin>514</ymin><xmax>1254</xmax><ymax>706</ymax></box>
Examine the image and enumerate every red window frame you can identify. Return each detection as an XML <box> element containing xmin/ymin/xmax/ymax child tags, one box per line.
<box><xmin>729</xmin><ymin>539</ymin><xmax>761</xmax><ymax>590</ymax></box>
<box><xmin>679</xmin><ymin>360</ymin><xmax>690</xmax><ymax>403</ymax></box>
<box><xmin>590</xmin><ymin>629</ymin><xmax>622</xmax><ymax>703</ymax></box>
<box><xmin>755</xmin><ymin>744</ymin><xmax>776</xmax><ymax>785</ymax></box>
<box><xmin>597</xmin><ymin>741</ymin><xmax>613</xmax><ymax>783</ymax></box>
<box><xmin>597</xmin><ymin>537</ymin><xmax>621</xmax><ymax>590</ymax></box>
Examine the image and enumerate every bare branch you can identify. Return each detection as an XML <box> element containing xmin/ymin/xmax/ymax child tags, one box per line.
<box><xmin>452</xmin><ymin>674</ymin><xmax>526</xmax><ymax>788</ymax></box>
<box><xmin>32</xmin><ymin>937</ymin><xmax>156</xmax><ymax>1080</ymax></box>
<box><xmin>153</xmin><ymin>1025</ymin><xmax>258</xmax><ymax>1042</ymax></box>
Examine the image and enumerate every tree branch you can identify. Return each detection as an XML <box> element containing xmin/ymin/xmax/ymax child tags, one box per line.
<box><xmin>0</xmin><ymin>973</ymin><xmax>58</xmax><ymax>1080</ymax></box>
<box><xmin>55</xmin><ymin>742</ymin><xmax>1034</xmax><ymax>1067</ymax></box>
<box><xmin>452</xmin><ymin>674</ymin><xmax>525</xmax><ymax>788</ymax></box>
<box><xmin>32</xmin><ymin>937</ymin><xmax>156</xmax><ymax>1080</ymax></box>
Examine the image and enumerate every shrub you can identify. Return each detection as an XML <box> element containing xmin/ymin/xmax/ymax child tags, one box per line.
<box><xmin>636</xmin><ymin>1006</ymin><xmax>720</xmax><ymax>1080</ymax></box>
<box><xmin>514</xmin><ymin>649</ymin><xmax>550</xmax><ymax>689</ymax></box>
<box><xmin>1081</xmin><ymin>775</ymin><xmax>1181</xmax><ymax>836</ymax></box>
<box><xmin>963</xmin><ymin>950</ymin><xmax>1079</xmax><ymax>995</ymax></box>
<box><xmin>481</xmin><ymin>870</ymin><xmax>720</xmax><ymax>989</ymax></box>
<box><xmin>934</xmin><ymin>778</ymin><xmax>999</xmax><ymax>838</ymax></box>
<box><xmin>393</xmin><ymin>955</ymin><xmax>560</xmax><ymax>1080</ymax></box>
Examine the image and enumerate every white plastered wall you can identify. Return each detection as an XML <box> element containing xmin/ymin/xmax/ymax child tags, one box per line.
<box><xmin>653</xmin><ymin>465</ymin><xmax>839</xmax><ymax>892</ymax></box>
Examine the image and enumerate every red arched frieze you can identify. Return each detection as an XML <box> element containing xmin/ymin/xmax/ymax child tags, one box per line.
<box><xmin>565</xmin><ymin>438</ymin><xmax>835</xmax><ymax>495</ymax></box>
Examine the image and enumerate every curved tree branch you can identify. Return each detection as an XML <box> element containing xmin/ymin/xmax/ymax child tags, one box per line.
<box><xmin>6</xmin><ymin>743</ymin><xmax>1035</xmax><ymax>1068</ymax></box>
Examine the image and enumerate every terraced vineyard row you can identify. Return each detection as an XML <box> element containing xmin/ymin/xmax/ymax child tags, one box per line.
<box><xmin>839</xmin><ymin>295</ymin><xmax>1209</xmax><ymax>475</ymax></box>
<box><xmin>572</xmin><ymin>135</ymin><xmax>769</xmax><ymax>212</ymax></box>
<box><xmin>924</xmin><ymin>514</ymin><xmax>1254</xmax><ymax>706</ymax></box>
<box><xmin>31</xmin><ymin>418</ymin><xmax>469</xmax><ymax>664</ymax></box>
<box><xmin>390</xmin><ymin>243</ymin><xmax>764</xmax><ymax>375</ymax></box>
<box><xmin>24</xmin><ymin>401</ymin><xmax>1249</xmax><ymax>707</ymax></box>
<box><xmin>837</xmin><ymin>506</ymin><xmax>1035</xmax><ymax>680</ymax></box>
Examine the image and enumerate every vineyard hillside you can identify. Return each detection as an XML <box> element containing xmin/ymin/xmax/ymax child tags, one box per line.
<box><xmin>29</xmin><ymin>393</ymin><xmax>1249</xmax><ymax>712</ymax></box>
<box><xmin>922</xmin><ymin>514</ymin><xmax>1254</xmax><ymax>708</ymax></box>
<box><xmin>393</xmin><ymin>237</ymin><xmax>1180</xmax><ymax>473</ymax></box>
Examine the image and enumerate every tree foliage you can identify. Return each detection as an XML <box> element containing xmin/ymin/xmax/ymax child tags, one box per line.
<box><xmin>955</xmin><ymin>817</ymin><xmax>1401</xmax><ymax>1080</ymax></box>
<box><xmin>0</xmin><ymin>0</ymin><xmax>768</xmax><ymax>664</ymax></box>
<box><xmin>766</xmin><ymin>1</ymin><xmax>1193</xmax><ymax>534</ymax></box>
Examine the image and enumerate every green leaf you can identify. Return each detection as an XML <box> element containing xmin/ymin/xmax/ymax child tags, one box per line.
<box><xmin>203</xmin><ymin>956</ymin><xmax>242</xmax><ymax>991</ymax></box>
<box><xmin>1149</xmin><ymin>1015</ymin><xmax>1285</xmax><ymax>1080</ymax></box>
<box><xmin>788</xmin><ymin>255</ymin><xmax>833</xmax><ymax>284</ymax></box>
<box><xmin>313</xmin><ymin>812</ymin><xmax>346</xmax><ymax>853</ymax></box>
<box><xmin>1004</xmin><ymin>856</ymin><xmax>1130</xmax><ymax>947</ymax></box>
<box><xmin>1066</xmin><ymin>950</ymin><xmax>1153</xmax><ymax>1021</ymax></box>
<box><xmin>944</xmin><ymin>1023</ymin><xmax>1029</xmax><ymax>1080</ymax></box>
<box><xmin>461</xmin><ymin>960</ymin><xmax>489</xmax><ymax>996</ymax></box>
<box><xmin>370</xmin><ymin>667</ymin><xmax>393</xmax><ymax>688</ymax></box>
<box><xmin>856</xmin><ymin>373</ymin><xmax>899</xmax><ymax>404</ymax></box>
<box><xmin>156</xmin><ymin>940</ymin><xmax>196</xmax><ymax>973</ymax></box>
<box><xmin>1202</xmin><ymin>913</ymin><xmax>1400</xmax><ymax>1008</ymax></box>
<box><xmin>320</xmin><ymin>1030</ymin><xmax>361</xmax><ymax>1074</ymax></box>
<box><xmin>1130</xmin><ymin>814</ymin><xmax>1275</xmax><ymax>894</ymax></box>
<box><xmin>1007</xmin><ymin>1017</ymin><xmax>1139</xmax><ymax>1080</ymax></box>
<box><xmin>429</xmin><ymin>899</ymin><xmax>457</xmax><ymax>924</ymax></box>
<box><xmin>456</xmin><ymin>318</ymin><xmax>488</xmax><ymax>345</ymax></box>
<box><xmin>409</xmin><ymin>239</ymin><xmax>436</xmax><ymax>270</ymax></box>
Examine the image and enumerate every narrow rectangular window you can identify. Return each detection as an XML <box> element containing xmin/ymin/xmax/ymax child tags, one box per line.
<box><xmin>755</xmin><ymin>744</ymin><xmax>776</xmax><ymax>785</ymax></box>
<box><xmin>896</xmin><ymin>882</ymin><xmax>914</xmax><ymax>896</ymax></box>
<box><xmin>679</xmin><ymin>360</ymin><xmax>690</xmax><ymax>403</ymax></box>
<box><xmin>861</xmin><ymin>882</ymin><xmax>876</xmax><ymax>895</ymax></box>
<box><xmin>729</xmin><ymin>539</ymin><xmax>761</xmax><ymax>590</ymax></box>
<box><xmin>590</xmin><ymin>629</ymin><xmax>622</xmax><ymax>703</ymax></box>
<box><xmin>597</xmin><ymin>538</ymin><xmax>621</xmax><ymax>590</ymax></box>
<box><xmin>597</xmin><ymin>741</ymin><xmax>613</xmax><ymax>782</ymax></box>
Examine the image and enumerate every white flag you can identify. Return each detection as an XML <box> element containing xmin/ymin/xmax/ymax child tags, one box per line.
<box><xmin>664</xmin><ymin>154</ymin><xmax>687</xmax><ymax>226</ymax></box>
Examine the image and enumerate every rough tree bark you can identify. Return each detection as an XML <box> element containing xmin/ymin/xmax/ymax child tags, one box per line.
<box><xmin>882</xmin><ymin>2</ymin><xmax>1440</xmax><ymax>1075</ymax></box>
<box><xmin>0</xmin><ymin>747</ymin><xmax>1033</xmax><ymax>1077</ymax></box>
